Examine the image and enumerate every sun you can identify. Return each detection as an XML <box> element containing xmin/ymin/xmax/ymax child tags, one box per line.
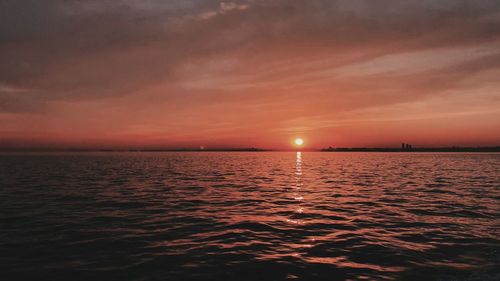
<box><xmin>295</xmin><ymin>138</ymin><xmax>304</xmax><ymax>146</ymax></box>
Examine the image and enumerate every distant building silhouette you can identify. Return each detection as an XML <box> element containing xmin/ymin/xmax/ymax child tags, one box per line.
<box><xmin>402</xmin><ymin>143</ymin><xmax>413</xmax><ymax>150</ymax></box>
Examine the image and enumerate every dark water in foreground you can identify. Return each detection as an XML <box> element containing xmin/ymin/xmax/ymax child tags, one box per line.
<box><xmin>1</xmin><ymin>152</ymin><xmax>499</xmax><ymax>281</ymax></box>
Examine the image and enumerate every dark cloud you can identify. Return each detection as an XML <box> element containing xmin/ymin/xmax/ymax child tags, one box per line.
<box><xmin>1</xmin><ymin>0</ymin><xmax>499</xmax><ymax>106</ymax></box>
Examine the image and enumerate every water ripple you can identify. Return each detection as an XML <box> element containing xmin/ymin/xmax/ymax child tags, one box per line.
<box><xmin>1</xmin><ymin>152</ymin><xmax>499</xmax><ymax>281</ymax></box>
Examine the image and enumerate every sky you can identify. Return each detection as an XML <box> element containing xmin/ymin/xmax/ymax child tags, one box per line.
<box><xmin>1</xmin><ymin>0</ymin><xmax>500</xmax><ymax>150</ymax></box>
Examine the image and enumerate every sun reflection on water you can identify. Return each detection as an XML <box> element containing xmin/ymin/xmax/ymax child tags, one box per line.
<box><xmin>294</xmin><ymin>151</ymin><xmax>303</xmax><ymax>202</ymax></box>
<box><xmin>295</xmin><ymin>151</ymin><xmax>302</xmax><ymax>177</ymax></box>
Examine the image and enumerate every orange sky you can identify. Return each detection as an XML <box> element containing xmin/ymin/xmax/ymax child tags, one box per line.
<box><xmin>1</xmin><ymin>1</ymin><xmax>500</xmax><ymax>150</ymax></box>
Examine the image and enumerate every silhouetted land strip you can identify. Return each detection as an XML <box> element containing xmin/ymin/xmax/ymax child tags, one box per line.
<box><xmin>2</xmin><ymin>147</ymin><xmax>500</xmax><ymax>152</ymax></box>
<box><xmin>135</xmin><ymin>148</ymin><xmax>269</xmax><ymax>152</ymax></box>
<box><xmin>0</xmin><ymin>147</ymin><xmax>270</xmax><ymax>152</ymax></box>
<box><xmin>321</xmin><ymin>146</ymin><xmax>500</xmax><ymax>152</ymax></box>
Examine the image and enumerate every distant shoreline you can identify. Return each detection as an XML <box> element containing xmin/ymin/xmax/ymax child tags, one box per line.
<box><xmin>320</xmin><ymin>147</ymin><xmax>500</xmax><ymax>152</ymax></box>
<box><xmin>1</xmin><ymin>147</ymin><xmax>500</xmax><ymax>153</ymax></box>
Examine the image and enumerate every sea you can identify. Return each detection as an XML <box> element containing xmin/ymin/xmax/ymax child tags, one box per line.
<box><xmin>1</xmin><ymin>152</ymin><xmax>499</xmax><ymax>281</ymax></box>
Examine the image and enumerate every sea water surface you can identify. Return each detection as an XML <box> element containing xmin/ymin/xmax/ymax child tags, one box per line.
<box><xmin>1</xmin><ymin>152</ymin><xmax>499</xmax><ymax>281</ymax></box>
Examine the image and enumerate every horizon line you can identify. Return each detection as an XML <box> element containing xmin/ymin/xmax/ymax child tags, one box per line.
<box><xmin>1</xmin><ymin>145</ymin><xmax>499</xmax><ymax>153</ymax></box>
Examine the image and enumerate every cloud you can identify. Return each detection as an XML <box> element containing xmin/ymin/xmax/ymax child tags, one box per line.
<box><xmin>335</xmin><ymin>42</ymin><xmax>500</xmax><ymax>77</ymax></box>
<box><xmin>2</xmin><ymin>0</ymin><xmax>499</xmax><ymax>100</ymax></box>
<box><xmin>199</xmin><ymin>1</ymin><xmax>251</xmax><ymax>19</ymax></box>
<box><xmin>1</xmin><ymin>0</ymin><xmax>500</xmax><ymax>147</ymax></box>
<box><xmin>0</xmin><ymin>83</ymin><xmax>29</xmax><ymax>93</ymax></box>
